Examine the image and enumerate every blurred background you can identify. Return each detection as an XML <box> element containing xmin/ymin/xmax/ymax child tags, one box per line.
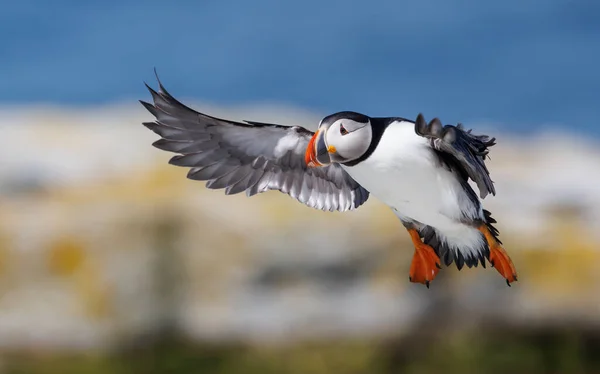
<box><xmin>1</xmin><ymin>1</ymin><xmax>600</xmax><ymax>373</ymax></box>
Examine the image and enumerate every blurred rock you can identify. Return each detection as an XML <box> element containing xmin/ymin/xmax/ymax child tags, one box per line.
<box><xmin>0</xmin><ymin>105</ymin><xmax>599</xmax><ymax>351</ymax></box>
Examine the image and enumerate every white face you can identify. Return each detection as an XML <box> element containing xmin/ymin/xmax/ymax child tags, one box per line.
<box><xmin>324</xmin><ymin>118</ymin><xmax>372</xmax><ymax>163</ymax></box>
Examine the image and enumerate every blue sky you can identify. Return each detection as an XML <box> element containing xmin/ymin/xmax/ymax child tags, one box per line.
<box><xmin>2</xmin><ymin>0</ymin><xmax>599</xmax><ymax>135</ymax></box>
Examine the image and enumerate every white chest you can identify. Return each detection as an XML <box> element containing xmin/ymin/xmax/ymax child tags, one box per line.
<box><xmin>343</xmin><ymin>121</ymin><xmax>479</xmax><ymax>227</ymax></box>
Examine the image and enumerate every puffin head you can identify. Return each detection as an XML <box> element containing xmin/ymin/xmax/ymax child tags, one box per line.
<box><xmin>305</xmin><ymin>111</ymin><xmax>373</xmax><ymax>168</ymax></box>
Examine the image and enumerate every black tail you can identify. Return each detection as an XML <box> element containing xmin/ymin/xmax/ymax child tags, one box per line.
<box><xmin>419</xmin><ymin>209</ymin><xmax>500</xmax><ymax>271</ymax></box>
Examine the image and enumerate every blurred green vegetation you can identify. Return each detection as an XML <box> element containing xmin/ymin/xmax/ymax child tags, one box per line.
<box><xmin>3</xmin><ymin>327</ymin><xmax>599</xmax><ymax>374</ymax></box>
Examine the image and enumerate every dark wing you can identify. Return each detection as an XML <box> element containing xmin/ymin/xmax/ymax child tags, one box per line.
<box><xmin>415</xmin><ymin>113</ymin><xmax>496</xmax><ymax>199</ymax></box>
<box><xmin>140</xmin><ymin>79</ymin><xmax>370</xmax><ymax>212</ymax></box>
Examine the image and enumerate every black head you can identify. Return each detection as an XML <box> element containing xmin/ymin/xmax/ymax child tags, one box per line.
<box><xmin>305</xmin><ymin>111</ymin><xmax>373</xmax><ymax>167</ymax></box>
<box><xmin>319</xmin><ymin>111</ymin><xmax>370</xmax><ymax>128</ymax></box>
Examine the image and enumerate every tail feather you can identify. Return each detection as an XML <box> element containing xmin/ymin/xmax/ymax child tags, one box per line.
<box><xmin>419</xmin><ymin>211</ymin><xmax>501</xmax><ymax>270</ymax></box>
<box><xmin>483</xmin><ymin>209</ymin><xmax>502</xmax><ymax>245</ymax></box>
<box><xmin>398</xmin><ymin>209</ymin><xmax>502</xmax><ymax>271</ymax></box>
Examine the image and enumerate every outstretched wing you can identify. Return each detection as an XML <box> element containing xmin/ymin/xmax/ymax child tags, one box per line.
<box><xmin>415</xmin><ymin>113</ymin><xmax>496</xmax><ymax>199</ymax></box>
<box><xmin>140</xmin><ymin>79</ymin><xmax>370</xmax><ymax>212</ymax></box>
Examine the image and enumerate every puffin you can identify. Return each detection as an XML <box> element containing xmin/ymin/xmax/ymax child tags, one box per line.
<box><xmin>140</xmin><ymin>77</ymin><xmax>517</xmax><ymax>288</ymax></box>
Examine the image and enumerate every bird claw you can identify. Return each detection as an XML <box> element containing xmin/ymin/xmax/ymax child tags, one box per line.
<box><xmin>506</xmin><ymin>274</ymin><xmax>518</xmax><ymax>287</ymax></box>
<box><xmin>407</xmin><ymin>229</ymin><xmax>441</xmax><ymax>288</ymax></box>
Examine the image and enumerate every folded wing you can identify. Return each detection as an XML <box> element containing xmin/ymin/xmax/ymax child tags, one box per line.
<box><xmin>140</xmin><ymin>79</ymin><xmax>370</xmax><ymax>211</ymax></box>
<box><xmin>415</xmin><ymin>113</ymin><xmax>496</xmax><ymax>199</ymax></box>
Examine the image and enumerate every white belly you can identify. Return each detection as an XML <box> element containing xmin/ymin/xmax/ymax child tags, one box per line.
<box><xmin>343</xmin><ymin>121</ymin><xmax>481</xmax><ymax>231</ymax></box>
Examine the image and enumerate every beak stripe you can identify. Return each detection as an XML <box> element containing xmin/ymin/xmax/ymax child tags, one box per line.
<box><xmin>305</xmin><ymin>130</ymin><xmax>322</xmax><ymax>168</ymax></box>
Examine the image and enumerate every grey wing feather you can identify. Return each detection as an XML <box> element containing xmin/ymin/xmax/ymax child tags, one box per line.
<box><xmin>140</xmin><ymin>77</ymin><xmax>369</xmax><ymax>212</ymax></box>
<box><xmin>415</xmin><ymin>113</ymin><xmax>496</xmax><ymax>199</ymax></box>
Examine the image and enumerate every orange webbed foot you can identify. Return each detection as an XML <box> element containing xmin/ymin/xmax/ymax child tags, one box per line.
<box><xmin>407</xmin><ymin>229</ymin><xmax>441</xmax><ymax>288</ymax></box>
<box><xmin>479</xmin><ymin>225</ymin><xmax>518</xmax><ymax>286</ymax></box>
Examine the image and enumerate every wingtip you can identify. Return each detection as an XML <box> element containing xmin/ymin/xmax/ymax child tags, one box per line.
<box><xmin>415</xmin><ymin>113</ymin><xmax>427</xmax><ymax>135</ymax></box>
<box><xmin>479</xmin><ymin>187</ymin><xmax>497</xmax><ymax>199</ymax></box>
<box><xmin>153</xmin><ymin>67</ymin><xmax>161</xmax><ymax>86</ymax></box>
<box><xmin>140</xmin><ymin>101</ymin><xmax>157</xmax><ymax>115</ymax></box>
<box><xmin>143</xmin><ymin>81</ymin><xmax>153</xmax><ymax>92</ymax></box>
<box><xmin>142</xmin><ymin>79</ymin><xmax>163</xmax><ymax>104</ymax></box>
<box><xmin>429</xmin><ymin>117</ymin><xmax>443</xmax><ymax>138</ymax></box>
<box><xmin>153</xmin><ymin>67</ymin><xmax>169</xmax><ymax>94</ymax></box>
<box><xmin>430</xmin><ymin>117</ymin><xmax>442</xmax><ymax>127</ymax></box>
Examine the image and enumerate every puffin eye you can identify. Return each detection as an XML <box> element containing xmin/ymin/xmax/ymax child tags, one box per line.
<box><xmin>340</xmin><ymin>124</ymin><xmax>349</xmax><ymax>136</ymax></box>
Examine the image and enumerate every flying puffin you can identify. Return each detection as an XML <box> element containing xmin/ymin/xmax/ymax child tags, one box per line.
<box><xmin>140</xmin><ymin>77</ymin><xmax>517</xmax><ymax>288</ymax></box>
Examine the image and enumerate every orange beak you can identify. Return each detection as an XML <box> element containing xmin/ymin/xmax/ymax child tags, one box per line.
<box><xmin>305</xmin><ymin>130</ymin><xmax>322</xmax><ymax>168</ymax></box>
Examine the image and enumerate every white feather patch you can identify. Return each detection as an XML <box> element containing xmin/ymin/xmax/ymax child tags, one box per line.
<box><xmin>273</xmin><ymin>131</ymin><xmax>301</xmax><ymax>158</ymax></box>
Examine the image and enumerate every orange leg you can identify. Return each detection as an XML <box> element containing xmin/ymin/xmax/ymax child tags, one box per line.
<box><xmin>478</xmin><ymin>225</ymin><xmax>518</xmax><ymax>286</ymax></box>
<box><xmin>407</xmin><ymin>229</ymin><xmax>441</xmax><ymax>288</ymax></box>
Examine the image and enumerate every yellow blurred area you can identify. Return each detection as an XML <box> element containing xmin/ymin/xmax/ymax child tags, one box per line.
<box><xmin>48</xmin><ymin>237</ymin><xmax>86</xmax><ymax>276</ymax></box>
